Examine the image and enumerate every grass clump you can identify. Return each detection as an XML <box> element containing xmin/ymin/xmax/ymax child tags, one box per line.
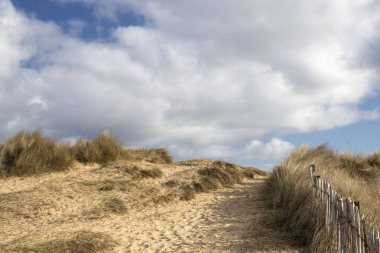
<box><xmin>339</xmin><ymin>152</ymin><xmax>374</xmax><ymax>178</ymax></box>
<box><xmin>153</xmin><ymin>194</ymin><xmax>178</xmax><ymax>205</ymax></box>
<box><xmin>103</xmin><ymin>197</ymin><xmax>127</xmax><ymax>214</ymax></box>
<box><xmin>97</xmin><ymin>180</ymin><xmax>115</xmax><ymax>191</ymax></box>
<box><xmin>168</xmin><ymin>160</ymin><xmax>266</xmax><ymax>201</ymax></box>
<box><xmin>100</xmin><ymin>163</ymin><xmax>164</xmax><ymax>179</ymax></box>
<box><xmin>190</xmin><ymin>161</ymin><xmax>243</xmax><ymax>194</ymax></box>
<box><xmin>198</xmin><ymin>163</ymin><xmax>241</xmax><ymax>186</ymax></box>
<box><xmin>0</xmin><ymin>130</ymin><xmax>73</xmax><ymax>177</ymax></box>
<box><xmin>267</xmin><ymin>144</ymin><xmax>380</xmax><ymax>252</ymax></box>
<box><xmin>163</xmin><ymin>179</ymin><xmax>180</xmax><ymax>188</ymax></box>
<box><xmin>11</xmin><ymin>231</ymin><xmax>116</xmax><ymax>253</ymax></box>
<box><xmin>180</xmin><ymin>184</ymin><xmax>197</xmax><ymax>201</ymax></box>
<box><xmin>159</xmin><ymin>160</ymin><xmax>262</xmax><ymax>202</ymax></box>
<box><xmin>367</xmin><ymin>152</ymin><xmax>380</xmax><ymax>168</ymax></box>
<box><xmin>71</xmin><ymin>131</ymin><xmax>122</xmax><ymax>164</ymax></box>
<box><xmin>122</xmin><ymin>148</ymin><xmax>173</xmax><ymax>164</ymax></box>
<box><xmin>140</xmin><ymin>168</ymin><xmax>163</xmax><ymax>178</ymax></box>
<box><xmin>242</xmin><ymin>168</ymin><xmax>255</xmax><ymax>178</ymax></box>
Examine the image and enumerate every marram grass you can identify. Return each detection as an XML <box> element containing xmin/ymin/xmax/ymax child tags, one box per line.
<box><xmin>268</xmin><ymin>144</ymin><xmax>380</xmax><ymax>252</ymax></box>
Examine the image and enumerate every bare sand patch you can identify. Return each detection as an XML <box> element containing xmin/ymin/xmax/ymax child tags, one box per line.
<box><xmin>0</xmin><ymin>160</ymin><xmax>301</xmax><ymax>252</ymax></box>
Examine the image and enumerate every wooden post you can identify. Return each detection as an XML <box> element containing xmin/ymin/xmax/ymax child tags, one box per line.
<box><xmin>350</xmin><ymin>201</ymin><xmax>358</xmax><ymax>253</ymax></box>
<box><xmin>362</xmin><ymin>216</ymin><xmax>368</xmax><ymax>253</ymax></box>
<box><xmin>343</xmin><ymin>198</ymin><xmax>349</xmax><ymax>253</ymax></box>
<box><xmin>309</xmin><ymin>164</ymin><xmax>315</xmax><ymax>179</ymax></box>
<box><xmin>355</xmin><ymin>201</ymin><xmax>361</xmax><ymax>210</ymax></box>
<box><xmin>306</xmin><ymin>165</ymin><xmax>379</xmax><ymax>253</ymax></box>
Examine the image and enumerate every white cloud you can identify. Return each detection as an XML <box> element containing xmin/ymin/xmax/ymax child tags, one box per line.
<box><xmin>169</xmin><ymin>138</ymin><xmax>294</xmax><ymax>164</ymax></box>
<box><xmin>1</xmin><ymin>0</ymin><xmax>380</xmax><ymax>165</ymax></box>
<box><xmin>243</xmin><ymin>138</ymin><xmax>295</xmax><ymax>161</ymax></box>
<box><xmin>0</xmin><ymin>0</ymin><xmax>28</xmax><ymax>82</ymax></box>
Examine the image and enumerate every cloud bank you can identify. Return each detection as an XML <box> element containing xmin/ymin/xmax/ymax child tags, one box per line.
<box><xmin>1</xmin><ymin>0</ymin><xmax>380</xmax><ymax>164</ymax></box>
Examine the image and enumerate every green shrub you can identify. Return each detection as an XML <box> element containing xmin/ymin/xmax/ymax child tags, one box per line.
<box><xmin>0</xmin><ymin>130</ymin><xmax>73</xmax><ymax>176</ymax></box>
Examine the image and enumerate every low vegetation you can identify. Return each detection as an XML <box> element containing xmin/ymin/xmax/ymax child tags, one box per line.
<box><xmin>140</xmin><ymin>168</ymin><xmax>163</xmax><ymax>178</ymax></box>
<box><xmin>268</xmin><ymin>144</ymin><xmax>380</xmax><ymax>252</ymax></box>
<box><xmin>103</xmin><ymin>197</ymin><xmax>128</xmax><ymax>214</ymax></box>
<box><xmin>4</xmin><ymin>231</ymin><xmax>116</xmax><ymax>253</ymax></box>
<box><xmin>0</xmin><ymin>130</ymin><xmax>73</xmax><ymax>176</ymax></box>
<box><xmin>71</xmin><ymin>131</ymin><xmax>122</xmax><ymax>164</ymax></box>
<box><xmin>0</xmin><ymin>130</ymin><xmax>174</xmax><ymax>177</ymax></box>
<box><xmin>163</xmin><ymin>160</ymin><xmax>262</xmax><ymax>202</ymax></box>
<box><xmin>0</xmin><ymin>129</ymin><xmax>269</xmax><ymax>251</ymax></box>
<box><xmin>122</xmin><ymin>148</ymin><xmax>173</xmax><ymax>164</ymax></box>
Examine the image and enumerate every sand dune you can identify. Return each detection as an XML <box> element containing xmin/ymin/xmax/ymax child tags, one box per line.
<box><xmin>0</xmin><ymin>161</ymin><xmax>302</xmax><ymax>252</ymax></box>
<box><xmin>110</xmin><ymin>179</ymin><xmax>302</xmax><ymax>252</ymax></box>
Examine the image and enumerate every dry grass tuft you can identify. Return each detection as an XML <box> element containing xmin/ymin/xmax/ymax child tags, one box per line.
<box><xmin>0</xmin><ymin>130</ymin><xmax>73</xmax><ymax>177</ymax></box>
<box><xmin>8</xmin><ymin>231</ymin><xmax>116</xmax><ymax>253</ymax></box>
<box><xmin>163</xmin><ymin>179</ymin><xmax>180</xmax><ymax>188</ymax></box>
<box><xmin>122</xmin><ymin>148</ymin><xmax>173</xmax><ymax>164</ymax></box>
<box><xmin>96</xmin><ymin>180</ymin><xmax>116</xmax><ymax>191</ymax></box>
<box><xmin>242</xmin><ymin>168</ymin><xmax>256</xmax><ymax>179</ymax></box>
<box><xmin>71</xmin><ymin>131</ymin><xmax>122</xmax><ymax>164</ymax></box>
<box><xmin>140</xmin><ymin>168</ymin><xmax>163</xmax><ymax>178</ymax></box>
<box><xmin>81</xmin><ymin>179</ymin><xmax>132</xmax><ymax>193</ymax></box>
<box><xmin>339</xmin><ymin>152</ymin><xmax>375</xmax><ymax>179</ymax></box>
<box><xmin>156</xmin><ymin>160</ymin><xmax>264</xmax><ymax>203</ymax></box>
<box><xmin>176</xmin><ymin>160</ymin><xmax>258</xmax><ymax>200</ymax></box>
<box><xmin>198</xmin><ymin>162</ymin><xmax>242</xmax><ymax>187</ymax></box>
<box><xmin>153</xmin><ymin>193</ymin><xmax>178</xmax><ymax>205</ymax></box>
<box><xmin>367</xmin><ymin>152</ymin><xmax>380</xmax><ymax>168</ymax></box>
<box><xmin>268</xmin><ymin>144</ymin><xmax>380</xmax><ymax>252</ymax></box>
<box><xmin>100</xmin><ymin>163</ymin><xmax>164</xmax><ymax>179</ymax></box>
<box><xmin>0</xmin><ymin>130</ymin><xmax>129</xmax><ymax>177</ymax></box>
<box><xmin>103</xmin><ymin>197</ymin><xmax>128</xmax><ymax>214</ymax></box>
<box><xmin>179</xmin><ymin>184</ymin><xmax>197</xmax><ymax>201</ymax></box>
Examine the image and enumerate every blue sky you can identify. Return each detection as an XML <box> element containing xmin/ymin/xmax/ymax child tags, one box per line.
<box><xmin>1</xmin><ymin>0</ymin><xmax>380</xmax><ymax>170</ymax></box>
<box><xmin>11</xmin><ymin>0</ymin><xmax>145</xmax><ymax>40</ymax></box>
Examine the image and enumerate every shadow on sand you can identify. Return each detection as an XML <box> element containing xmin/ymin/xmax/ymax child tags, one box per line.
<box><xmin>207</xmin><ymin>180</ymin><xmax>303</xmax><ymax>252</ymax></box>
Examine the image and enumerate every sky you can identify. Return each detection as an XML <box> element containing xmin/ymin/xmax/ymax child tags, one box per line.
<box><xmin>1</xmin><ymin>0</ymin><xmax>380</xmax><ymax>170</ymax></box>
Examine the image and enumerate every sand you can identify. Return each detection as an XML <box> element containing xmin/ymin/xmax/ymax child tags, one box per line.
<box><xmin>0</xmin><ymin>162</ymin><xmax>302</xmax><ymax>252</ymax></box>
<box><xmin>109</xmin><ymin>179</ymin><xmax>302</xmax><ymax>252</ymax></box>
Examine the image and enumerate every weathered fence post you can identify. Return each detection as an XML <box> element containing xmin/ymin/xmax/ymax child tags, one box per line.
<box><xmin>308</xmin><ymin>165</ymin><xmax>380</xmax><ymax>253</ymax></box>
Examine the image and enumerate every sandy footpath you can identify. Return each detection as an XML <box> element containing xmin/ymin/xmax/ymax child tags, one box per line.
<box><xmin>99</xmin><ymin>179</ymin><xmax>302</xmax><ymax>252</ymax></box>
<box><xmin>0</xmin><ymin>162</ymin><xmax>303</xmax><ymax>253</ymax></box>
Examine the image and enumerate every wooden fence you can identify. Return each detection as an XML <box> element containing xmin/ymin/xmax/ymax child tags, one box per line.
<box><xmin>309</xmin><ymin>165</ymin><xmax>380</xmax><ymax>253</ymax></box>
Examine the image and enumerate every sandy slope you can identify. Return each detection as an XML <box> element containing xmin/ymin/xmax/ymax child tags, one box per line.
<box><xmin>0</xmin><ymin>161</ymin><xmax>302</xmax><ymax>252</ymax></box>
<box><xmin>108</xmin><ymin>179</ymin><xmax>302</xmax><ymax>252</ymax></box>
